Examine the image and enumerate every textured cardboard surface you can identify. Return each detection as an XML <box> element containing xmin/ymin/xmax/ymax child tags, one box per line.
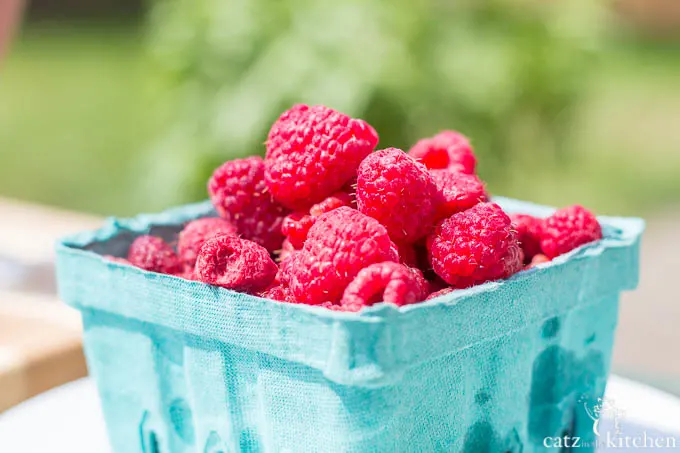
<box><xmin>56</xmin><ymin>198</ymin><xmax>644</xmax><ymax>452</ymax></box>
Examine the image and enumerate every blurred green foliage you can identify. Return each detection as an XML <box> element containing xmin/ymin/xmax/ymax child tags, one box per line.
<box><xmin>146</xmin><ymin>0</ymin><xmax>608</xmax><ymax>205</ymax></box>
<box><xmin>1</xmin><ymin>6</ymin><xmax>679</xmax><ymax>217</ymax></box>
<box><xmin>0</xmin><ymin>23</ymin><xmax>156</xmax><ymax>215</ymax></box>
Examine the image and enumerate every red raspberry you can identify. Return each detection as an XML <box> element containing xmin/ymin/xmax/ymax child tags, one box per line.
<box><xmin>309</xmin><ymin>191</ymin><xmax>353</xmax><ymax>217</ymax></box>
<box><xmin>427</xmin><ymin>203</ymin><xmax>524</xmax><ymax>288</ymax></box>
<box><xmin>278</xmin><ymin>238</ymin><xmax>296</xmax><ymax>262</ymax></box>
<box><xmin>540</xmin><ymin>205</ymin><xmax>602</xmax><ymax>259</ymax></box>
<box><xmin>275</xmin><ymin>251</ymin><xmax>297</xmax><ymax>286</ymax></box>
<box><xmin>340</xmin><ymin>262</ymin><xmax>426</xmax><ymax>310</ymax></box>
<box><xmin>431</xmin><ymin>170</ymin><xmax>488</xmax><ymax>220</ymax></box>
<box><xmin>195</xmin><ymin>235</ymin><xmax>277</xmax><ymax>293</ymax></box>
<box><xmin>281</xmin><ymin>212</ymin><xmax>315</xmax><ymax>249</ymax></box>
<box><xmin>396</xmin><ymin>242</ymin><xmax>418</xmax><ymax>268</ymax></box>
<box><xmin>426</xmin><ymin>287</ymin><xmax>455</xmax><ymax>300</ymax></box>
<box><xmin>265</xmin><ymin>104</ymin><xmax>378</xmax><ymax>209</ymax></box>
<box><xmin>208</xmin><ymin>156</ymin><xmax>290</xmax><ymax>252</ymax></box>
<box><xmin>319</xmin><ymin>301</ymin><xmax>349</xmax><ymax>312</ymax></box>
<box><xmin>281</xmin><ymin>192</ymin><xmax>354</xmax><ymax>249</ymax></box>
<box><xmin>289</xmin><ymin>207</ymin><xmax>399</xmax><ymax>305</ymax></box>
<box><xmin>357</xmin><ymin>148</ymin><xmax>438</xmax><ymax>243</ymax></box>
<box><xmin>174</xmin><ymin>269</ymin><xmax>198</xmax><ymax>280</ymax></box>
<box><xmin>127</xmin><ymin>235</ymin><xmax>182</xmax><ymax>274</ymax></box>
<box><xmin>408</xmin><ymin>266</ymin><xmax>429</xmax><ymax>301</ymax></box>
<box><xmin>259</xmin><ymin>285</ymin><xmax>296</xmax><ymax>303</ymax></box>
<box><xmin>509</xmin><ymin>213</ymin><xmax>544</xmax><ymax>264</ymax></box>
<box><xmin>408</xmin><ymin>130</ymin><xmax>476</xmax><ymax>174</ymax></box>
<box><xmin>177</xmin><ymin>217</ymin><xmax>237</xmax><ymax>269</ymax></box>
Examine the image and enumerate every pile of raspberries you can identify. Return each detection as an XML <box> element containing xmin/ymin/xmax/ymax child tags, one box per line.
<box><xmin>112</xmin><ymin>104</ymin><xmax>603</xmax><ymax>312</ymax></box>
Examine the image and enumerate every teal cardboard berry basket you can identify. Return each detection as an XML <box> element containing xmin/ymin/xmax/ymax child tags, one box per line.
<box><xmin>55</xmin><ymin>197</ymin><xmax>644</xmax><ymax>453</ymax></box>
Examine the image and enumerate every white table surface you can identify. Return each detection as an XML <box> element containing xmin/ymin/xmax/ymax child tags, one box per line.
<box><xmin>1</xmin><ymin>375</ymin><xmax>679</xmax><ymax>452</ymax></box>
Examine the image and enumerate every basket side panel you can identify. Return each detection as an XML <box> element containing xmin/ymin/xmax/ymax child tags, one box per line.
<box><xmin>82</xmin><ymin>311</ymin><xmax>198</xmax><ymax>453</ymax></box>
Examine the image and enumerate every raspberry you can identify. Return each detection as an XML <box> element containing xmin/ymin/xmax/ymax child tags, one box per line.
<box><xmin>396</xmin><ymin>242</ymin><xmax>418</xmax><ymax>268</ymax></box>
<box><xmin>265</xmin><ymin>104</ymin><xmax>378</xmax><ymax>209</ymax></box>
<box><xmin>281</xmin><ymin>212</ymin><xmax>315</xmax><ymax>249</ymax></box>
<box><xmin>174</xmin><ymin>269</ymin><xmax>197</xmax><ymax>280</ymax></box>
<box><xmin>431</xmin><ymin>170</ymin><xmax>488</xmax><ymax>220</ymax></box>
<box><xmin>289</xmin><ymin>207</ymin><xmax>399</xmax><ymax>305</ymax></box>
<box><xmin>319</xmin><ymin>301</ymin><xmax>349</xmax><ymax>312</ymax></box>
<box><xmin>426</xmin><ymin>287</ymin><xmax>455</xmax><ymax>300</ymax></box>
<box><xmin>427</xmin><ymin>203</ymin><xmax>524</xmax><ymax>287</ymax></box>
<box><xmin>281</xmin><ymin>192</ymin><xmax>354</xmax><ymax>249</ymax></box>
<box><xmin>259</xmin><ymin>285</ymin><xmax>296</xmax><ymax>303</ymax></box>
<box><xmin>127</xmin><ymin>235</ymin><xmax>182</xmax><ymax>274</ymax></box>
<box><xmin>275</xmin><ymin>251</ymin><xmax>297</xmax><ymax>286</ymax></box>
<box><xmin>177</xmin><ymin>217</ymin><xmax>237</xmax><ymax>269</ymax></box>
<box><xmin>279</xmin><ymin>238</ymin><xmax>296</xmax><ymax>261</ymax></box>
<box><xmin>195</xmin><ymin>235</ymin><xmax>277</xmax><ymax>293</ymax></box>
<box><xmin>340</xmin><ymin>262</ymin><xmax>425</xmax><ymax>310</ymax></box>
<box><xmin>357</xmin><ymin>148</ymin><xmax>438</xmax><ymax>243</ymax></box>
<box><xmin>509</xmin><ymin>213</ymin><xmax>544</xmax><ymax>263</ymax></box>
<box><xmin>309</xmin><ymin>191</ymin><xmax>353</xmax><ymax>217</ymax></box>
<box><xmin>408</xmin><ymin>266</ymin><xmax>429</xmax><ymax>301</ymax></box>
<box><xmin>408</xmin><ymin>130</ymin><xmax>476</xmax><ymax>174</ymax></box>
<box><xmin>540</xmin><ymin>205</ymin><xmax>602</xmax><ymax>259</ymax></box>
<box><xmin>208</xmin><ymin>156</ymin><xmax>290</xmax><ymax>252</ymax></box>
<box><xmin>527</xmin><ymin>254</ymin><xmax>551</xmax><ymax>268</ymax></box>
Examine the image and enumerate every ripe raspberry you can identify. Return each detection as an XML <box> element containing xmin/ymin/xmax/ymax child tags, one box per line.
<box><xmin>278</xmin><ymin>238</ymin><xmax>296</xmax><ymax>261</ymax></box>
<box><xmin>281</xmin><ymin>212</ymin><xmax>315</xmax><ymax>249</ymax></box>
<box><xmin>265</xmin><ymin>104</ymin><xmax>378</xmax><ymax>209</ymax></box>
<box><xmin>426</xmin><ymin>287</ymin><xmax>455</xmax><ymax>300</ymax></box>
<box><xmin>174</xmin><ymin>269</ymin><xmax>197</xmax><ymax>280</ymax></box>
<box><xmin>408</xmin><ymin>130</ymin><xmax>476</xmax><ymax>174</ymax></box>
<box><xmin>509</xmin><ymin>213</ymin><xmax>544</xmax><ymax>264</ymax></box>
<box><xmin>177</xmin><ymin>217</ymin><xmax>237</xmax><ymax>269</ymax></box>
<box><xmin>127</xmin><ymin>235</ymin><xmax>182</xmax><ymax>274</ymax></box>
<box><xmin>208</xmin><ymin>156</ymin><xmax>290</xmax><ymax>252</ymax></box>
<box><xmin>540</xmin><ymin>205</ymin><xmax>602</xmax><ymax>259</ymax></box>
<box><xmin>396</xmin><ymin>242</ymin><xmax>418</xmax><ymax>268</ymax></box>
<box><xmin>319</xmin><ymin>301</ymin><xmax>349</xmax><ymax>312</ymax></box>
<box><xmin>195</xmin><ymin>235</ymin><xmax>277</xmax><ymax>293</ymax></box>
<box><xmin>281</xmin><ymin>192</ymin><xmax>354</xmax><ymax>249</ymax></box>
<box><xmin>527</xmin><ymin>254</ymin><xmax>551</xmax><ymax>268</ymax></box>
<box><xmin>275</xmin><ymin>251</ymin><xmax>297</xmax><ymax>286</ymax></box>
<box><xmin>289</xmin><ymin>207</ymin><xmax>399</xmax><ymax>305</ymax></box>
<box><xmin>259</xmin><ymin>285</ymin><xmax>296</xmax><ymax>303</ymax></box>
<box><xmin>357</xmin><ymin>148</ymin><xmax>438</xmax><ymax>243</ymax></box>
<box><xmin>431</xmin><ymin>170</ymin><xmax>488</xmax><ymax>220</ymax></box>
<box><xmin>340</xmin><ymin>262</ymin><xmax>426</xmax><ymax>310</ymax></box>
<box><xmin>427</xmin><ymin>203</ymin><xmax>524</xmax><ymax>287</ymax></box>
<box><xmin>309</xmin><ymin>191</ymin><xmax>353</xmax><ymax>217</ymax></box>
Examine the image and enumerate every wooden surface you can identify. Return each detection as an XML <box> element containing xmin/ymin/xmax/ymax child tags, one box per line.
<box><xmin>0</xmin><ymin>197</ymin><xmax>101</xmax><ymax>412</ymax></box>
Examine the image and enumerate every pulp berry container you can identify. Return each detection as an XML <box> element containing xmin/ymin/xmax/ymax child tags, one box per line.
<box><xmin>56</xmin><ymin>197</ymin><xmax>644</xmax><ymax>453</ymax></box>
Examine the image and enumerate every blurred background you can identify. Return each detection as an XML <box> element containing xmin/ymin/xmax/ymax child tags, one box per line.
<box><xmin>0</xmin><ymin>0</ymin><xmax>679</xmax><ymax>408</ymax></box>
